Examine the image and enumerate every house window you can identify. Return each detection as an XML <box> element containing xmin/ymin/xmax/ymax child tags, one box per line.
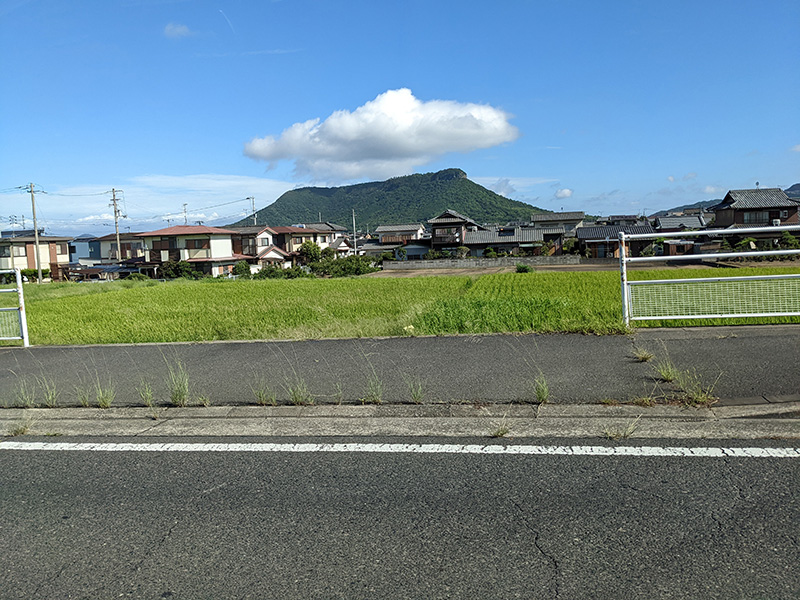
<box><xmin>12</xmin><ymin>246</ymin><xmax>26</xmax><ymax>257</ymax></box>
<box><xmin>0</xmin><ymin>246</ymin><xmax>9</xmax><ymax>257</ymax></box>
<box><xmin>743</xmin><ymin>211</ymin><xmax>769</xmax><ymax>224</ymax></box>
<box><xmin>293</xmin><ymin>237</ymin><xmax>303</xmax><ymax>245</ymax></box>
<box><xmin>780</xmin><ymin>210</ymin><xmax>789</xmax><ymax>219</ymax></box>
<box><xmin>185</xmin><ymin>238</ymin><xmax>210</xmax><ymax>250</ymax></box>
<box><xmin>56</xmin><ymin>243</ymin><xmax>68</xmax><ymax>255</ymax></box>
<box><xmin>257</xmin><ymin>237</ymin><xmax>271</xmax><ymax>247</ymax></box>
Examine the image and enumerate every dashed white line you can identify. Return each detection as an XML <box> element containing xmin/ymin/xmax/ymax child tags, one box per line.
<box><xmin>1</xmin><ymin>441</ymin><xmax>798</xmax><ymax>458</ymax></box>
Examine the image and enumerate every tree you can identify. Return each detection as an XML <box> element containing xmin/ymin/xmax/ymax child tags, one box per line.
<box><xmin>160</xmin><ymin>260</ymin><xmax>199</xmax><ymax>279</ymax></box>
<box><xmin>298</xmin><ymin>241</ymin><xmax>322</xmax><ymax>264</ymax></box>
<box><xmin>778</xmin><ymin>231</ymin><xmax>800</xmax><ymax>250</ymax></box>
<box><xmin>321</xmin><ymin>247</ymin><xmax>336</xmax><ymax>260</ymax></box>
<box><xmin>233</xmin><ymin>260</ymin><xmax>252</xmax><ymax>278</ymax></box>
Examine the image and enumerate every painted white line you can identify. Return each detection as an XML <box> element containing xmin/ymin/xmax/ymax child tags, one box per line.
<box><xmin>1</xmin><ymin>441</ymin><xmax>799</xmax><ymax>458</ymax></box>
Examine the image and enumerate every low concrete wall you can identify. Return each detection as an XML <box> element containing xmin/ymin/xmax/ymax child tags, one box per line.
<box><xmin>383</xmin><ymin>256</ymin><xmax>618</xmax><ymax>270</ymax></box>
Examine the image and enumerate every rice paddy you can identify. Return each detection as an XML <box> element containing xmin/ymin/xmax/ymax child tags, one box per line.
<box><xmin>4</xmin><ymin>266</ymin><xmax>799</xmax><ymax>345</ymax></box>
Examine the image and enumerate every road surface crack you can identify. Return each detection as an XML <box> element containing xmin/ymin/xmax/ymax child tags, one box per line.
<box><xmin>511</xmin><ymin>498</ymin><xmax>560</xmax><ymax>599</ymax></box>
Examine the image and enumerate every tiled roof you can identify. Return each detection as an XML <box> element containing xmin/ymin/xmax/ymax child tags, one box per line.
<box><xmin>257</xmin><ymin>245</ymin><xmax>289</xmax><ymax>258</ymax></box>
<box><xmin>92</xmin><ymin>232</ymin><xmax>144</xmax><ymax>241</ymax></box>
<box><xmin>375</xmin><ymin>224</ymin><xmax>424</xmax><ymax>233</ymax></box>
<box><xmin>227</xmin><ymin>225</ymin><xmax>277</xmax><ymax>235</ymax></box>
<box><xmin>712</xmin><ymin>188</ymin><xmax>797</xmax><ymax>210</ymax></box>
<box><xmin>0</xmin><ymin>235</ymin><xmax>73</xmax><ymax>242</ymax></box>
<box><xmin>654</xmin><ymin>216</ymin><xmax>706</xmax><ymax>230</ymax></box>
<box><xmin>270</xmin><ymin>226</ymin><xmax>314</xmax><ymax>234</ymax></box>
<box><xmin>137</xmin><ymin>225</ymin><xmax>238</xmax><ymax>237</ymax></box>
<box><xmin>295</xmin><ymin>222</ymin><xmax>348</xmax><ymax>232</ymax></box>
<box><xmin>464</xmin><ymin>227</ymin><xmax>553</xmax><ymax>245</ymax></box>
<box><xmin>530</xmin><ymin>211</ymin><xmax>585</xmax><ymax>222</ymax></box>
<box><xmin>427</xmin><ymin>209</ymin><xmax>480</xmax><ymax>227</ymax></box>
<box><xmin>576</xmin><ymin>225</ymin><xmax>655</xmax><ymax>240</ymax></box>
<box><xmin>185</xmin><ymin>253</ymin><xmax>252</xmax><ymax>263</ymax></box>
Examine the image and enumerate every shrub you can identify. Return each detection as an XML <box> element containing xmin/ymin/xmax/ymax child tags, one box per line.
<box><xmin>516</xmin><ymin>263</ymin><xmax>533</xmax><ymax>273</ymax></box>
<box><xmin>160</xmin><ymin>260</ymin><xmax>202</xmax><ymax>279</ymax></box>
<box><xmin>484</xmin><ymin>248</ymin><xmax>497</xmax><ymax>258</ymax></box>
<box><xmin>21</xmin><ymin>268</ymin><xmax>50</xmax><ymax>281</ymax></box>
<box><xmin>321</xmin><ymin>247</ymin><xmax>336</xmax><ymax>260</ymax></box>
<box><xmin>298</xmin><ymin>241</ymin><xmax>322</xmax><ymax>264</ymax></box>
<box><xmin>254</xmin><ymin>265</ymin><xmax>286</xmax><ymax>279</ymax></box>
<box><xmin>455</xmin><ymin>246</ymin><xmax>470</xmax><ymax>258</ymax></box>
<box><xmin>124</xmin><ymin>273</ymin><xmax>150</xmax><ymax>281</ymax></box>
<box><xmin>778</xmin><ymin>231</ymin><xmax>800</xmax><ymax>250</ymax></box>
<box><xmin>309</xmin><ymin>256</ymin><xmax>378</xmax><ymax>277</ymax></box>
<box><xmin>233</xmin><ymin>260</ymin><xmax>252</xmax><ymax>278</ymax></box>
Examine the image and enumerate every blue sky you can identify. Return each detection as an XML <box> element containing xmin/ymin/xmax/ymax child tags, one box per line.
<box><xmin>1</xmin><ymin>0</ymin><xmax>798</xmax><ymax>235</ymax></box>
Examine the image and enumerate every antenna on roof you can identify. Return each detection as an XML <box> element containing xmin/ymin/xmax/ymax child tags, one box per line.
<box><xmin>756</xmin><ymin>181</ymin><xmax>760</xmax><ymax>189</ymax></box>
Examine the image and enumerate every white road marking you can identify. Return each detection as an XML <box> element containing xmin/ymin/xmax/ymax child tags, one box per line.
<box><xmin>1</xmin><ymin>441</ymin><xmax>799</xmax><ymax>458</ymax></box>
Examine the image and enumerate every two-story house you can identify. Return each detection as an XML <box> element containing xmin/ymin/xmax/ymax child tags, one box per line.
<box><xmin>427</xmin><ymin>210</ymin><xmax>485</xmax><ymax>253</ymax></box>
<box><xmin>528</xmin><ymin>211</ymin><xmax>585</xmax><ymax>236</ymax></box>
<box><xmin>0</xmin><ymin>231</ymin><xmax>72</xmax><ymax>280</ymax></box>
<box><xmin>708</xmin><ymin>188</ymin><xmax>799</xmax><ymax>229</ymax></box>
<box><xmin>227</xmin><ymin>225</ymin><xmax>289</xmax><ymax>268</ymax></box>
<box><xmin>137</xmin><ymin>225</ymin><xmax>254</xmax><ymax>277</ymax></box>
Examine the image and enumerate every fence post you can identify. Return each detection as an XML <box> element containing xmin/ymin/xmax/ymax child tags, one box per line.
<box><xmin>15</xmin><ymin>268</ymin><xmax>29</xmax><ymax>347</ymax></box>
<box><xmin>619</xmin><ymin>232</ymin><xmax>630</xmax><ymax>326</ymax></box>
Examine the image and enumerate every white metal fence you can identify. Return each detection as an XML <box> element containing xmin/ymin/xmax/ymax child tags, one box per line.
<box><xmin>619</xmin><ymin>225</ymin><xmax>800</xmax><ymax>326</ymax></box>
<box><xmin>0</xmin><ymin>269</ymin><xmax>29</xmax><ymax>347</ymax></box>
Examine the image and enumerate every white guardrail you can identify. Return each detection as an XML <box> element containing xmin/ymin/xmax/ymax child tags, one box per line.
<box><xmin>0</xmin><ymin>269</ymin><xmax>29</xmax><ymax>347</ymax></box>
<box><xmin>619</xmin><ymin>225</ymin><xmax>800</xmax><ymax>326</ymax></box>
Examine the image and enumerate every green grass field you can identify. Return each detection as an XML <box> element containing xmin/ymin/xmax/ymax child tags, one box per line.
<box><xmin>3</xmin><ymin>266</ymin><xmax>799</xmax><ymax>345</ymax></box>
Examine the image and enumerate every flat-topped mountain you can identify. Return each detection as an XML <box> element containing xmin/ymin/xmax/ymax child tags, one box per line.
<box><xmin>231</xmin><ymin>169</ymin><xmax>546</xmax><ymax>228</ymax></box>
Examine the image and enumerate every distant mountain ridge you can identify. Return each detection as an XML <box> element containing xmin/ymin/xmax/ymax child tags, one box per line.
<box><xmin>230</xmin><ymin>168</ymin><xmax>546</xmax><ymax>228</ymax></box>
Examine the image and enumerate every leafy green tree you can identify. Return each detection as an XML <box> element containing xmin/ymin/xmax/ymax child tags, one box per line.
<box><xmin>298</xmin><ymin>241</ymin><xmax>322</xmax><ymax>264</ymax></box>
<box><xmin>778</xmin><ymin>231</ymin><xmax>800</xmax><ymax>250</ymax></box>
<box><xmin>233</xmin><ymin>260</ymin><xmax>252</xmax><ymax>278</ymax></box>
<box><xmin>160</xmin><ymin>260</ymin><xmax>199</xmax><ymax>279</ymax></box>
<box><xmin>321</xmin><ymin>247</ymin><xmax>336</xmax><ymax>260</ymax></box>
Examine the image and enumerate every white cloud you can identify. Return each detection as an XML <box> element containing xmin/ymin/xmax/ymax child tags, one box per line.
<box><xmin>791</xmin><ymin>144</ymin><xmax>800</xmax><ymax>152</ymax></box>
<box><xmin>164</xmin><ymin>23</ymin><xmax>193</xmax><ymax>38</ymax></box>
<box><xmin>244</xmin><ymin>88</ymin><xmax>520</xmax><ymax>181</ymax></box>
<box><xmin>683</xmin><ymin>172</ymin><xmax>698</xmax><ymax>181</ymax></box>
<box><xmin>703</xmin><ymin>185</ymin><xmax>725</xmax><ymax>195</ymax></box>
<box><xmin>667</xmin><ymin>175</ymin><xmax>675</xmax><ymax>182</ymax></box>
<box><xmin>555</xmin><ymin>188</ymin><xmax>573</xmax><ymax>199</ymax></box>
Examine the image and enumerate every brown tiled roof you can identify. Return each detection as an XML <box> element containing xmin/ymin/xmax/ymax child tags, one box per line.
<box><xmin>137</xmin><ymin>225</ymin><xmax>238</xmax><ymax>237</ymax></box>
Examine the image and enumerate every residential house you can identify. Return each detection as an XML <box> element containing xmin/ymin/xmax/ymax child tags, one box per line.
<box><xmin>137</xmin><ymin>225</ymin><xmax>254</xmax><ymax>277</ymax></box>
<box><xmin>374</xmin><ymin>224</ymin><xmax>426</xmax><ymax>244</ymax></box>
<box><xmin>528</xmin><ymin>211</ymin><xmax>585</xmax><ymax>236</ymax></box>
<box><xmin>576</xmin><ymin>225</ymin><xmax>655</xmax><ymax>258</ymax></box>
<box><xmin>427</xmin><ymin>210</ymin><xmax>485</xmax><ymax>252</ymax></box>
<box><xmin>89</xmin><ymin>232</ymin><xmax>146</xmax><ymax>262</ymax></box>
<box><xmin>227</xmin><ymin>225</ymin><xmax>289</xmax><ymax>269</ymax></box>
<box><xmin>0</xmin><ymin>231</ymin><xmax>72</xmax><ymax>280</ymax></box>
<box><xmin>464</xmin><ymin>225</ymin><xmax>564</xmax><ymax>256</ymax></box>
<box><xmin>708</xmin><ymin>188</ymin><xmax>799</xmax><ymax>229</ymax></box>
<box><xmin>68</xmin><ymin>233</ymin><xmax>95</xmax><ymax>264</ymax></box>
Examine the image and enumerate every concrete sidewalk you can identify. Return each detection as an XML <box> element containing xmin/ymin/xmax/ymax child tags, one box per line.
<box><xmin>1</xmin><ymin>325</ymin><xmax>798</xmax><ymax>439</ymax></box>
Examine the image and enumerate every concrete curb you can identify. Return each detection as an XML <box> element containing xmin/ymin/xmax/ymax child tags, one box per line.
<box><xmin>2</xmin><ymin>402</ymin><xmax>797</xmax><ymax>440</ymax></box>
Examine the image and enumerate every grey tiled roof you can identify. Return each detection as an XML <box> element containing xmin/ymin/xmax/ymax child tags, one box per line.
<box><xmin>427</xmin><ymin>209</ymin><xmax>480</xmax><ymax>227</ymax></box>
<box><xmin>374</xmin><ymin>224</ymin><xmax>424</xmax><ymax>233</ymax></box>
<box><xmin>530</xmin><ymin>211</ymin><xmax>585</xmax><ymax>222</ymax></box>
<box><xmin>576</xmin><ymin>225</ymin><xmax>655</xmax><ymax>240</ymax></box>
<box><xmin>654</xmin><ymin>216</ymin><xmax>706</xmax><ymax>230</ymax></box>
<box><xmin>464</xmin><ymin>227</ymin><xmax>559</xmax><ymax>244</ymax></box>
<box><xmin>713</xmin><ymin>188</ymin><xmax>797</xmax><ymax>210</ymax></box>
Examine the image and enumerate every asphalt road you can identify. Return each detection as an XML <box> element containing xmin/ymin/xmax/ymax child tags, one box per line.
<box><xmin>2</xmin><ymin>436</ymin><xmax>798</xmax><ymax>599</ymax></box>
<box><xmin>1</xmin><ymin>325</ymin><xmax>799</xmax><ymax>406</ymax></box>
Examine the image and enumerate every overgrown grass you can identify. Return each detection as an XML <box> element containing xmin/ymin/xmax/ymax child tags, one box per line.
<box><xmin>10</xmin><ymin>266</ymin><xmax>800</xmax><ymax>345</ymax></box>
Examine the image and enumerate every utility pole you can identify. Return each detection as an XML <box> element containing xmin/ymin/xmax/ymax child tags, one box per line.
<box><xmin>248</xmin><ymin>197</ymin><xmax>256</xmax><ymax>226</ymax></box>
<box><xmin>183</xmin><ymin>203</ymin><xmax>188</xmax><ymax>226</ymax></box>
<box><xmin>110</xmin><ymin>189</ymin><xmax>123</xmax><ymax>263</ymax></box>
<box><xmin>352</xmin><ymin>209</ymin><xmax>358</xmax><ymax>255</ymax></box>
<box><xmin>28</xmin><ymin>183</ymin><xmax>42</xmax><ymax>284</ymax></box>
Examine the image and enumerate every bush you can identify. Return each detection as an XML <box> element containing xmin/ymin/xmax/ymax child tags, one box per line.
<box><xmin>484</xmin><ymin>248</ymin><xmax>497</xmax><ymax>258</ymax></box>
<box><xmin>21</xmin><ymin>268</ymin><xmax>50</xmax><ymax>281</ymax></box>
<box><xmin>516</xmin><ymin>264</ymin><xmax>533</xmax><ymax>273</ymax></box>
<box><xmin>233</xmin><ymin>260</ymin><xmax>252</xmax><ymax>278</ymax></box>
<box><xmin>321</xmin><ymin>247</ymin><xmax>336</xmax><ymax>260</ymax></box>
<box><xmin>298</xmin><ymin>241</ymin><xmax>322</xmax><ymax>264</ymax></box>
<box><xmin>253</xmin><ymin>265</ymin><xmax>286</xmax><ymax>279</ymax></box>
<box><xmin>778</xmin><ymin>231</ymin><xmax>800</xmax><ymax>250</ymax></box>
<box><xmin>124</xmin><ymin>273</ymin><xmax>150</xmax><ymax>281</ymax></box>
<box><xmin>160</xmin><ymin>260</ymin><xmax>203</xmax><ymax>279</ymax></box>
<box><xmin>309</xmin><ymin>256</ymin><xmax>379</xmax><ymax>277</ymax></box>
